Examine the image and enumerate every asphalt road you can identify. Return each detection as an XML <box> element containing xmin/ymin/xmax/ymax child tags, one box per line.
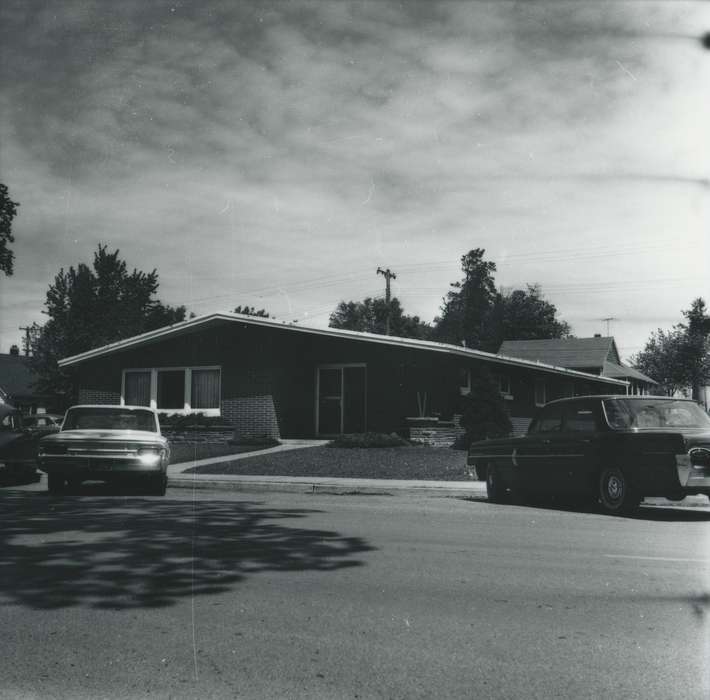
<box><xmin>1</xmin><ymin>481</ymin><xmax>708</xmax><ymax>700</ymax></box>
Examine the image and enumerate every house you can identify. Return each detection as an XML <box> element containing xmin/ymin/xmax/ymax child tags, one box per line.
<box><xmin>498</xmin><ymin>336</ymin><xmax>657</xmax><ymax>396</ymax></box>
<box><xmin>0</xmin><ymin>345</ymin><xmax>55</xmax><ymax>414</ymax></box>
<box><xmin>57</xmin><ymin>312</ymin><xmax>628</xmax><ymax>441</ymax></box>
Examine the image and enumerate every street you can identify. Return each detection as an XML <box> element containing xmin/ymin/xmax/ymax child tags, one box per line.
<box><xmin>1</xmin><ymin>482</ymin><xmax>709</xmax><ymax>700</ymax></box>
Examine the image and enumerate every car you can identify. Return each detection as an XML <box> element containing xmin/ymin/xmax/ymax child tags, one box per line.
<box><xmin>0</xmin><ymin>402</ymin><xmax>39</xmax><ymax>478</ymax></box>
<box><xmin>22</xmin><ymin>413</ymin><xmax>64</xmax><ymax>437</ymax></box>
<box><xmin>467</xmin><ymin>395</ymin><xmax>710</xmax><ymax>515</ymax></box>
<box><xmin>38</xmin><ymin>404</ymin><xmax>170</xmax><ymax>495</ymax></box>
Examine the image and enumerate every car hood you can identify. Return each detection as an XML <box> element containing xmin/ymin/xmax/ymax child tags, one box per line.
<box><xmin>41</xmin><ymin>430</ymin><xmax>166</xmax><ymax>445</ymax></box>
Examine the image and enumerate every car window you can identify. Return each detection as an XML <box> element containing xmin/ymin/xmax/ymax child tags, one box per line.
<box><xmin>532</xmin><ymin>405</ymin><xmax>563</xmax><ymax>433</ymax></box>
<box><xmin>63</xmin><ymin>408</ymin><xmax>157</xmax><ymax>432</ymax></box>
<box><xmin>1</xmin><ymin>413</ymin><xmax>21</xmax><ymax>431</ymax></box>
<box><xmin>563</xmin><ymin>404</ymin><xmax>599</xmax><ymax>433</ymax></box>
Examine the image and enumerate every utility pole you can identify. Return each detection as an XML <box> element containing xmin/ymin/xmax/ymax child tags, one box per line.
<box><xmin>377</xmin><ymin>267</ymin><xmax>397</xmax><ymax>335</ymax></box>
<box><xmin>18</xmin><ymin>325</ymin><xmax>35</xmax><ymax>356</ymax></box>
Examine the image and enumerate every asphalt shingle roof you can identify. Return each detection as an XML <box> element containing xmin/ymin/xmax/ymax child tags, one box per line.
<box><xmin>498</xmin><ymin>337</ymin><xmax>618</xmax><ymax>369</ymax></box>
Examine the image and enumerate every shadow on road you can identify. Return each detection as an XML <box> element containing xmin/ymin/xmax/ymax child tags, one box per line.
<box><xmin>0</xmin><ymin>489</ymin><xmax>374</xmax><ymax>611</ymax></box>
<box><xmin>468</xmin><ymin>497</ymin><xmax>710</xmax><ymax>521</ymax></box>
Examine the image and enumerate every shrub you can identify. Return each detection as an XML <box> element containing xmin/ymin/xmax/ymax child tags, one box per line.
<box><xmin>327</xmin><ymin>432</ymin><xmax>410</xmax><ymax>448</ymax></box>
<box><xmin>459</xmin><ymin>368</ymin><xmax>512</xmax><ymax>448</ymax></box>
<box><xmin>159</xmin><ymin>412</ymin><xmax>233</xmax><ymax>430</ymax></box>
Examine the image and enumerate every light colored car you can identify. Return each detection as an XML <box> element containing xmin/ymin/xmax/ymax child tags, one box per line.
<box><xmin>38</xmin><ymin>405</ymin><xmax>170</xmax><ymax>495</ymax></box>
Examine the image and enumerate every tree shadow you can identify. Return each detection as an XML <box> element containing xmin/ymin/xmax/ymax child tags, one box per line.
<box><xmin>0</xmin><ymin>490</ymin><xmax>374</xmax><ymax>611</ymax></box>
<box><xmin>470</xmin><ymin>496</ymin><xmax>710</xmax><ymax>521</ymax></box>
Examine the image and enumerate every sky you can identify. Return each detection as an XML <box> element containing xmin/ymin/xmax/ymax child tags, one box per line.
<box><xmin>1</xmin><ymin>0</ymin><xmax>709</xmax><ymax>362</ymax></box>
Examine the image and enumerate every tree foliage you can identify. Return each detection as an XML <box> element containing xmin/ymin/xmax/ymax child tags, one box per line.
<box><xmin>459</xmin><ymin>368</ymin><xmax>513</xmax><ymax>446</ymax></box>
<box><xmin>433</xmin><ymin>249</ymin><xmax>570</xmax><ymax>351</ymax></box>
<box><xmin>29</xmin><ymin>245</ymin><xmax>188</xmax><ymax>405</ymax></box>
<box><xmin>0</xmin><ymin>183</ymin><xmax>20</xmax><ymax>276</ymax></box>
<box><xmin>632</xmin><ymin>298</ymin><xmax>710</xmax><ymax>398</ymax></box>
<box><xmin>329</xmin><ymin>297</ymin><xmax>432</xmax><ymax>339</ymax></box>
<box><xmin>234</xmin><ymin>305</ymin><xmax>270</xmax><ymax>318</ymax></box>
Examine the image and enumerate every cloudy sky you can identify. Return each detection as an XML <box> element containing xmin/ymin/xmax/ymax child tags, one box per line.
<box><xmin>1</xmin><ymin>0</ymin><xmax>708</xmax><ymax>361</ymax></box>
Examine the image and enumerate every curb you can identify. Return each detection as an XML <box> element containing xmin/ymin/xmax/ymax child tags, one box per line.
<box><xmin>168</xmin><ymin>475</ymin><xmax>487</xmax><ymax>499</ymax></box>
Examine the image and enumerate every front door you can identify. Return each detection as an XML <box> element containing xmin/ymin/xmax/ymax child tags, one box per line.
<box><xmin>317</xmin><ymin>365</ymin><xmax>367</xmax><ymax>435</ymax></box>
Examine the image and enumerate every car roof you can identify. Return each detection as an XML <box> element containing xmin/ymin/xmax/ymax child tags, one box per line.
<box><xmin>67</xmin><ymin>404</ymin><xmax>157</xmax><ymax>412</ymax></box>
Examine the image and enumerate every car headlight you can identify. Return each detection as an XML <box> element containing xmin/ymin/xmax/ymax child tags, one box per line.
<box><xmin>137</xmin><ymin>448</ymin><xmax>162</xmax><ymax>466</ymax></box>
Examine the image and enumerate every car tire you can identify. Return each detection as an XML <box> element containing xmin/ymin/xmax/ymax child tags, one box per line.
<box><xmin>47</xmin><ymin>473</ymin><xmax>66</xmax><ymax>495</ymax></box>
<box><xmin>598</xmin><ymin>466</ymin><xmax>640</xmax><ymax>515</ymax></box>
<box><xmin>486</xmin><ymin>464</ymin><xmax>507</xmax><ymax>503</ymax></box>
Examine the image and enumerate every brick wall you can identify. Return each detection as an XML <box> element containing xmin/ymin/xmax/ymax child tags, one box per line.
<box><xmin>78</xmin><ymin>389</ymin><xmax>121</xmax><ymax>405</ymax></box>
<box><xmin>222</xmin><ymin>396</ymin><xmax>280</xmax><ymax>440</ymax></box>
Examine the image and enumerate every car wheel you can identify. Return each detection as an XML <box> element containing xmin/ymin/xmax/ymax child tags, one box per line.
<box><xmin>47</xmin><ymin>473</ymin><xmax>66</xmax><ymax>495</ymax></box>
<box><xmin>598</xmin><ymin>466</ymin><xmax>640</xmax><ymax>515</ymax></box>
<box><xmin>486</xmin><ymin>464</ymin><xmax>507</xmax><ymax>503</ymax></box>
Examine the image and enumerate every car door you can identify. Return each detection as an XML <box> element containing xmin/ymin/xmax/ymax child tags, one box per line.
<box><xmin>550</xmin><ymin>400</ymin><xmax>603</xmax><ymax>495</ymax></box>
<box><xmin>516</xmin><ymin>404</ymin><xmax>564</xmax><ymax>494</ymax></box>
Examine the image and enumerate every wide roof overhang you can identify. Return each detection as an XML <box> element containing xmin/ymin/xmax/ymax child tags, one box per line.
<box><xmin>58</xmin><ymin>312</ymin><xmax>628</xmax><ymax>388</ymax></box>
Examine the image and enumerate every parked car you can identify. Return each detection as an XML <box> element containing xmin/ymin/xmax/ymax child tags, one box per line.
<box><xmin>0</xmin><ymin>402</ymin><xmax>39</xmax><ymax>478</ymax></box>
<box><xmin>38</xmin><ymin>405</ymin><xmax>170</xmax><ymax>495</ymax></box>
<box><xmin>467</xmin><ymin>395</ymin><xmax>710</xmax><ymax>514</ymax></box>
<box><xmin>23</xmin><ymin>413</ymin><xmax>64</xmax><ymax>437</ymax></box>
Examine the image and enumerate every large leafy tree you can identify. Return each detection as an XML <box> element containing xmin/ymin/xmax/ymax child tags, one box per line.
<box><xmin>0</xmin><ymin>183</ymin><xmax>20</xmax><ymax>276</ymax></box>
<box><xmin>485</xmin><ymin>284</ymin><xmax>571</xmax><ymax>353</ymax></box>
<box><xmin>234</xmin><ymin>305</ymin><xmax>270</xmax><ymax>318</ymax></box>
<box><xmin>632</xmin><ymin>298</ymin><xmax>710</xmax><ymax>398</ymax></box>
<box><xmin>432</xmin><ymin>250</ymin><xmax>570</xmax><ymax>351</ymax></box>
<box><xmin>432</xmin><ymin>248</ymin><xmax>497</xmax><ymax>349</ymax></box>
<box><xmin>29</xmin><ymin>245</ymin><xmax>188</xmax><ymax>405</ymax></box>
<box><xmin>329</xmin><ymin>297</ymin><xmax>432</xmax><ymax>340</ymax></box>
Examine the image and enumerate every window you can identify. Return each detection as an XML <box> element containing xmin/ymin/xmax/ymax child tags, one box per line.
<box><xmin>121</xmin><ymin>366</ymin><xmax>221</xmax><ymax>415</ymax></box>
<box><xmin>497</xmin><ymin>374</ymin><xmax>512</xmax><ymax>398</ymax></box>
<box><xmin>459</xmin><ymin>368</ymin><xmax>471</xmax><ymax>396</ymax></box>
<box><xmin>530</xmin><ymin>405</ymin><xmax>563</xmax><ymax>433</ymax></box>
<box><xmin>124</xmin><ymin>371</ymin><xmax>151</xmax><ymax>406</ymax></box>
<box><xmin>534</xmin><ymin>378</ymin><xmax>547</xmax><ymax>406</ymax></box>
<box><xmin>157</xmin><ymin>370</ymin><xmax>185</xmax><ymax>410</ymax></box>
<box><xmin>564</xmin><ymin>404</ymin><xmax>598</xmax><ymax>433</ymax></box>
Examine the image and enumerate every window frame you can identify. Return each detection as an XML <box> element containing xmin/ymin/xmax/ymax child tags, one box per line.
<box><xmin>497</xmin><ymin>374</ymin><xmax>513</xmax><ymax>400</ymax></box>
<box><xmin>534</xmin><ymin>377</ymin><xmax>547</xmax><ymax>407</ymax></box>
<box><xmin>121</xmin><ymin>366</ymin><xmax>221</xmax><ymax>416</ymax></box>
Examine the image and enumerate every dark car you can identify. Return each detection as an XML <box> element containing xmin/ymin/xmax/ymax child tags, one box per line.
<box><xmin>0</xmin><ymin>402</ymin><xmax>39</xmax><ymax>478</ymax></box>
<box><xmin>467</xmin><ymin>395</ymin><xmax>710</xmax><ymax>514</ymax></box>
<box><xmin>38</xmin><ymin>404</ymin><xmax>170</xmax><ymax>495</ymax></box>
<box><xmin>23</xmin><ymin>413</ymin><xmax>64</xmax><ymax>437</ymax></box>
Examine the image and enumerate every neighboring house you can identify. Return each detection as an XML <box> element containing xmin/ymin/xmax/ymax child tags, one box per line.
<box><xmin>57</xmin><ymin>313</ymin><xmax>628</xmax><ymax>441</ymax></box>
<box><xmin>0</xmin><ymin>345</ymin><xmax>54</xmax><ymax>414</ymax></box>
<box><xmin>498</xmin><ymin>336</ymin><xmax>658</xmax><ymax>396</ymax></box>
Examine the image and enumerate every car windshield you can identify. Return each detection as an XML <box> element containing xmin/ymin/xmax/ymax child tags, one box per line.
<box><xmin>603</xmin><ymin>398</ymin><xmax>710</xmax><ymax>431</ymax></box>
<box><xmin>62</xmin><ymin>407</ymin><xmax>157</xmax><ymax>432</ymax></box>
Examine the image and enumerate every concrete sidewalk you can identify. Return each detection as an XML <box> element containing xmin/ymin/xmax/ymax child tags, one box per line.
<box><xmin>166</xmin><ymin>442</ymin><xmax>709</xmax><ymax>505</ymax></box>
<box><xmin>168</xmin><ymin>439</ymin><xmax>483</xmax><ymax>497</ymax></box>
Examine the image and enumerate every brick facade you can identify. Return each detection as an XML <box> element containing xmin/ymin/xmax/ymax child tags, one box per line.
<box><xmin>78</xmin><ymin>388</ymin><xmax>121</xmax><ymax>405</ymax></box>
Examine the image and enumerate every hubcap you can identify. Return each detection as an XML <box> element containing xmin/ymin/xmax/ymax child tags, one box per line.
<box><xmin>607</xmin><ymin>474</ymin><xmax>623</xmax><ymax>502</ymax></box>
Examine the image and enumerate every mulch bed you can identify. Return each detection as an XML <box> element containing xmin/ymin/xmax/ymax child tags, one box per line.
<box><xmin>183</xmin><ymin>446</ymin><xmax>472</xmax><ymax>481</ymax></box>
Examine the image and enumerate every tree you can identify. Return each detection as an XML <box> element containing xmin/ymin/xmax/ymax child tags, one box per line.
<box><xmin>329</xmin><ymin>297</ymin><xmax>432</xmax><ymax>339</ymax></box>
<box><xmin>234</xmin><ymin>305</ymin><xmax>270</xmax><ymax>318</ymax></box>
<box><xmin>459</xmin><ymin>368</ymin><xmax>513</xmax><ymax>447</ymax></box>
<box><xmin>29</xmin><ymin>245</ymin><xmax>188</xmax><ymax>406</ymax></box>
<box><xmin>432</xmin><ymin>248</ymin><xmax>498</xmax><ymax>349</ymax></box>
<box><xmin>484</xmin><ymin>284</ymin><xmax>571</xmax><ymax>353</ymax></box>
<box><xmin>632</xmin><ymin>298</ymin><xmax>710</xmax><ymax>397</ymax></box>
<box><xmin>0</xmin><ymin>183</ymin><xmax>20</xmax><ymax>276</ymax></box>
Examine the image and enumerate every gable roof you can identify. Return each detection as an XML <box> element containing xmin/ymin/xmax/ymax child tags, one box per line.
<box><xmin>498</xmin><ymin>337</ymin><xmax>622</xmax><ymax>370</ymax></box>
<box><xmin>498</xmin><ymin>337</ymin><xmax>656</xmax><ymax>385</ymax></box>
<box><xmin>602</xmin><ymin>361</ymin><xmax>657</xmax><ymax>385</ymax></box>
<box><xmin>0</xmin><ymin>353</ymin><xmax>38</xmax><ymax>398</ymax></box>
<box><xmin>57</xmin><ymin>312</ymin><xmax>628</xmax><ymax>387</ymax></box>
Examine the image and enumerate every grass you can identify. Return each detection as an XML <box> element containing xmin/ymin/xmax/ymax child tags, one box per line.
<box><xmin>183</xmin><ymin>445</ymin><xmax>472</xmax><ymax>480</ymax></box>
<box><xmin>169</xmin><ymin>442</ymin><xmax>270</xmax><ymax>464</ymax></box>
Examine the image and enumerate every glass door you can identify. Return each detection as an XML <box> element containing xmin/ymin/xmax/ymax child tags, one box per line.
<box><xmin>317</xmin><ymin>365</ymin><xmax>367</xmax><ymax>435</ymax></box>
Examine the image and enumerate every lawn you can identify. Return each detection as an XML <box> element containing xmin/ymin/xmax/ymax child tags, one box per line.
<box><xmin>169</xmin><ymin>442</ymin><xmax>269</xmax><ymax>464</ymax></box>
<box><xmin>183</xmin><ymin>445</ymin><xmax>472</xmax><ymax>481</ymax></box>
